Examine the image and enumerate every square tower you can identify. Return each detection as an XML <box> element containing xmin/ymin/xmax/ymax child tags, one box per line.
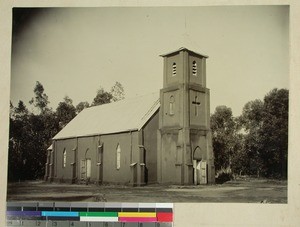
<box><xmin>157</xmin><ymin>47</ymin><xmax>215</xmax><ymax>185</ymax></box>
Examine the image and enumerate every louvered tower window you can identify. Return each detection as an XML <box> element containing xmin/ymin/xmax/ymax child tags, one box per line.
<box><xmin>172</xmin><ymin>63</ymin><xmax>177</xmax><ymax>76</ymax></box>
<box><xmin>192</xmin><ymin>61</ymin><xmax>197</xmax><ymax>76</ymax></box>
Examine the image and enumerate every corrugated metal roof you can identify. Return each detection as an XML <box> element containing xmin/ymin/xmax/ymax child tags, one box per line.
<box><xmin>53</xmin><ymin>92</ymin><xmax>160</xmax><ymax>140</ymax></box>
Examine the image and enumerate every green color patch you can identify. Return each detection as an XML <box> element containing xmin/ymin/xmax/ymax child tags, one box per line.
<box><xmin>79</xmin><ymin>212</ymin><xmax>118</xmax><ymax>217</ymax></box>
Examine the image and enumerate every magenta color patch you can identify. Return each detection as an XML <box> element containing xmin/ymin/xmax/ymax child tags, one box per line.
<box><xmin>118</xmin><ymin>217</ymin><xmax>157</xmax><ymax>222</ymax></box>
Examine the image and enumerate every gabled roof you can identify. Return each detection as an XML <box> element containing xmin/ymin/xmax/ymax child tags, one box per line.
<box><xmin>53</xmin><ymin>93</ymin><xmax>160</xmax><ymax>140</ymax></box>
<box><xmin>160</xmin><ymin>47</ymin><xmax>209</xmax><ymax>58</ymax></box>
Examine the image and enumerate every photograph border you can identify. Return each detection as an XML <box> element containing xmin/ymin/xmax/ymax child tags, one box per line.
<box><xmin>1</xmin><ymin>0</ymin><xmax>300</xmax><ymax>226</ymax></box>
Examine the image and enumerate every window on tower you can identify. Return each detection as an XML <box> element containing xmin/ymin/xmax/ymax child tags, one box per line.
<box><xmin>169</xmin><ymin>96</ymin><xmax>175</xmax><ymax>115</ymax></box>
<box><xmin>172</xmin><ymin>63</ymin><xmax>177</xmax><ymax>76</ymax></box>
<box><xmin>192</xmin><ymin>61</ymin><xmax>197</xmax><ymax>76</ymax></box>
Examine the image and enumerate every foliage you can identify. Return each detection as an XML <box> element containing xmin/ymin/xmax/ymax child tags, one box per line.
<box><xmin>215</xmin><ymin>167</ymin><xmax>233</xmax><ymax>184</ymax></box>
<box><xmin>8</xmin><ymin>83</ymin><xmax>59</xmax><ymax>181</ymax></box>
<box><xmin>234</xmin><ymin>100</ymin><xmax>265</xmax><ymax>176</ymax></box>
<box><xmin>259</xmin><ymin>88</ymin><xmax>288</xmax><ymax>178</ymax></box>
<box><xmin>110</xmin><ymin>81</ymin><xmax>125</xmax><ymax>102</ymax></box>
<box><xmin>56</xmin><ymin>96</ymin><xmax>76</xmax><ymax>128</ymax></box>
<box><xmin>92</xmin><ymin>81</ymin><xmax>125</xmax><ymax>106</ymax></box>
<box><xmin>29</xmin><ymin>81</ymin><xmax>50</xmax><ymax>114</ymax></box>
<box><xmin>238</xmin><ymin>99</ymin><xmax>264</xmax><ymax>132</ymax></box>
<box><xmin>75</xmin><ymin>101</ymin><xmax>89</xmax><ymax>114</ymax></box>
<box><xmin>210</xmin><ymin>106</ymin><xmax>238</xmax><ymax>170</ymax></box>
<box><xmin>91</xmin><ymin>87</ymin><xmax>113</xmax><ymax>106</ymax></box>
<box><xmin>211</xmin><ymin>88</ymin><xmax>288</xmax><ymax>179</ymax></box>
<box><xmin>8</xmin><ymin>101</ymin><xmax>59</xmax><ymax>181</ymax></box>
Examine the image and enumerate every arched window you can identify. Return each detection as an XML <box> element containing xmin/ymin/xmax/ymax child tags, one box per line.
<box><xmin>169</xmin><ymin>96</ymin><xmax>175</xmax><ymax>115</ymax></box>
<box><xmin>192</xmin><ymin>61</ymin><xmax>197</xmax><ymax>76</ymax></box>
<box><xmin>172</xmin><ymin>63</ymin><xmax>177</xmax><ymax>76</ymax></box>
<box><xmin>63</xmin><ymin>149</ymin><xmax>67</xmax><ymax>168</ymax></box>
<box><xmin>116</xmin><ymin>144</ymin><xmax>121</xmax><ymax>170</ymax></box>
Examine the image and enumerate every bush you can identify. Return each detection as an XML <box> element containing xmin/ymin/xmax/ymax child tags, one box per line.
<box><xmin>215</xmin><ymin>168</ymin><xmax>233</xmax><ymax>184</ymax></box>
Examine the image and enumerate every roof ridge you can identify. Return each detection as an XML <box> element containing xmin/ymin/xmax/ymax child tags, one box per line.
<box><xmin>141</xmin><ymin>98</ymin><xmax>160</xmax><ymax>121</ymax></box>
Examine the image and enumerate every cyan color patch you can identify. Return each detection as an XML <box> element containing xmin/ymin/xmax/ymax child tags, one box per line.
<box><xmin>41</xmin><ymin>211</ymin><xmax>79</xmax><ymax>217</ymax></box>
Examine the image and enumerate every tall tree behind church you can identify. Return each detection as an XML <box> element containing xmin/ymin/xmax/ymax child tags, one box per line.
<box><xmin>259</xmin><ymin>88</ymin><xmax>288</xmax><ymax>178</ymax></box>
<box><xmin>56</xmin><ymin>96</ymin><xmax>76</xmax><ymax>128</ymax></box>
<box><xmin>8</xmin><ymin>82</ymin><xmax>59</xmax><ymax>181</ymax></box>
<box><xmin>29</xmin><ymin>81</ymin><xmax>50</xmax><ymax>114</ymax></box>
<box><xmin>232</xmin><ymin>88</ymin><xmax>288</xmax><ymax>178</ymax></box>
<box><xmin>91</xmin><ymin>86</ymin><xmax>113</xmax><ymax>106</ymax></box>
<box><xmin>91</xmin><ymin>82</ymin><xmax>125</xmax><ymax>106</ymax></box>
<box><xmin>110</xmin><ymin>81</ymin><xmax>125</xmax><ymax>102</ymax></box>
<box><xmin>210</xmin><ymin>106</ymin><xmax>240</xmax><ymax>171</ymax></box>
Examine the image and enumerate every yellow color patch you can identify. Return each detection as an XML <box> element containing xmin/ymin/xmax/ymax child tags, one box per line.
<box><xmin>118</xmin><ymin>212</ymin><xmax>156</xmax><ymax>217</ymax></box>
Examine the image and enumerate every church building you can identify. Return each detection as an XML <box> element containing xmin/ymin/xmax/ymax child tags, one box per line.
<box><xmin>44</xmin><ymin>48</ymin><xmax>215</xmax><ymax>186</ymax></box>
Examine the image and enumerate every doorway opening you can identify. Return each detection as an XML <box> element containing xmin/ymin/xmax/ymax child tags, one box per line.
<box><xmin>193</xmin><ymin>146</ymin><xmax>207</xmax><ymax>185</ymax></box>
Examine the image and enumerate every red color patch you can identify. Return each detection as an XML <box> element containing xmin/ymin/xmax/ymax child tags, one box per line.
<box><xmin>156</xmin><ymin>212</ymin><xmax>173</xmax><ymax>222</ymax></box>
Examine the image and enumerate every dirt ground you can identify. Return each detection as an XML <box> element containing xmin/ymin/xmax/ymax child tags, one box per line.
<box><xmin>6</xmin><ymin>178</ymin><xmax>287</xmax><ymax>203</ymax></box>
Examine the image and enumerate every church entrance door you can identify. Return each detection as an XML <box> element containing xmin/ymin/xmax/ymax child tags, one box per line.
<box><xmin>193</xmin><ymin>146</ymin><xmax>208</xmax><ymax>185</ymax></box>
<box><xmin>193</xmin><ymin>160</ymin><xmax>208</xmax><ymax>185</ymax></box>
<box><xmin>200</xmin><ymin>161</ymin><xmax>207</xmax><ymax>184</ymax></box>
<box><xmin>80</xmin><ymin>158</ymin><xmax>92</xmax><ymax>180</ymax></box>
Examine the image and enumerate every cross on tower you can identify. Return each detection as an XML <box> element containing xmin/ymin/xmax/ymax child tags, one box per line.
<box><xmin>192</xmin><ymin>96</ymin><xmax>201</xmax><ymax>116</ymax></box>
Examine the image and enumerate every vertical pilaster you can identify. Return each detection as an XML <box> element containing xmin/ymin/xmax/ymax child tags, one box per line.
<box><xmin>137</xmin><ymin>130</ymin><xmax>145</xmax><ymax>186</ymax></box>
<box><xmin>44</xmin><ymin>150</ymin><xmax>50</xmax><ymax>181</ymax></box>
<box><xmin>49</xmin><ymin>141</ymin><xmax>55</xmax><ymax>182</ymax></box>
<box><xmin>157</xmin><ymin>129</ymin><xmax>162</xmax><ymax>183</ymax></box>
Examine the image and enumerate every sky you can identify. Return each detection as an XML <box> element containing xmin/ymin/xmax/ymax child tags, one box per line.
<box><xmin>11</xmin><ymin>6</ymin><xmax>289</xmax><ymax>116</ymax></box>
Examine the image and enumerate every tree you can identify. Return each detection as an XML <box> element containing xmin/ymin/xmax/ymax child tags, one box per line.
<box><xmin>110</xmin><ymin>81</ymin><xmax>125</xmax><ymax>102</ymax></box>
<box><xmin>29</xmin><ymin>81</ymin><xmax>50</xmax><ymax>114</ymax></box>
<box><xmin>237</xmin><ymin>100</ymin><xmax>264</xmax><ymax>176</ymax></box>
<box><xmin>237</xmin><ymin>89</ymin><xmax>288</xmax><ymax>178</ymax></box>
<box><xmin>238</xmin><ymin>99</ymin><xmax>264</xmax><ymax>132</ymax></box>
<box><xmin>76</xmin><ymin>101</ymin><xmax>89</xmax><ymax>114</ymax></box>
<box><xmin>210</xmin><ymin>106</ymin><xmax>237</xmax><ymax>171</ymax></box>
<box><xmin>259</xmin><ymin>88</ymin><xmax>288</xmax><ymax>178</ymax></box>
<box><xmin>8</xmin><ymin>101</ymin><xmax>30</xmax><ymax>181</ymax></box>
<box><xmin>56</xmin><ymin>96</ymin><xmax>76</xmax><ymax>128</ymax></box>
<box><xmin>91</xmin><ymin>87</ymin><xmax>113</xmax><ymax>106</ymax></box>
<box><xmin>8</xmin><ymin>82</ymin><xmax>60</xmax><ymax>181</ymax></box>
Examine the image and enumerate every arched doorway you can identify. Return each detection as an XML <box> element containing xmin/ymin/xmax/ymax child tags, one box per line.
<box><xmin>193</xmin><ymin>146</ymin><xmax>207</xmax><ymax>185</ymax></box>
<box><xmin>80</xmin><ymin>148</ymin><xmax>91</xmax><ymax>182</ymax></box>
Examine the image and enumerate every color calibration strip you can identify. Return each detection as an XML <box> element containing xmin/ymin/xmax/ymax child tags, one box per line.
<box><xmin>6</xmin><ymin>202</ymin><xmax>173</xmax><ymax>226</ymax></box>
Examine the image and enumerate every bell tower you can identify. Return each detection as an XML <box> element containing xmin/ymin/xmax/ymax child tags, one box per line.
<box><xmin>157</xmin><ymin>47</ymin><xmax>215</xmax><ymax>185</ymax></box>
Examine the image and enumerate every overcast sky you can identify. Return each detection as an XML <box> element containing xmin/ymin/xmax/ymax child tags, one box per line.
<box><xmin>11</xmin><ymin>6</ymin><xmax>289</xmax><ymax>116</ymax></box>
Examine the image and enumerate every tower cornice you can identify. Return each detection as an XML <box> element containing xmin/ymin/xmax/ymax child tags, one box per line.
<box><xmin>160</xmin><ymin>47</ymin><xmax>209</xmax><ymax>58</ymax></box>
